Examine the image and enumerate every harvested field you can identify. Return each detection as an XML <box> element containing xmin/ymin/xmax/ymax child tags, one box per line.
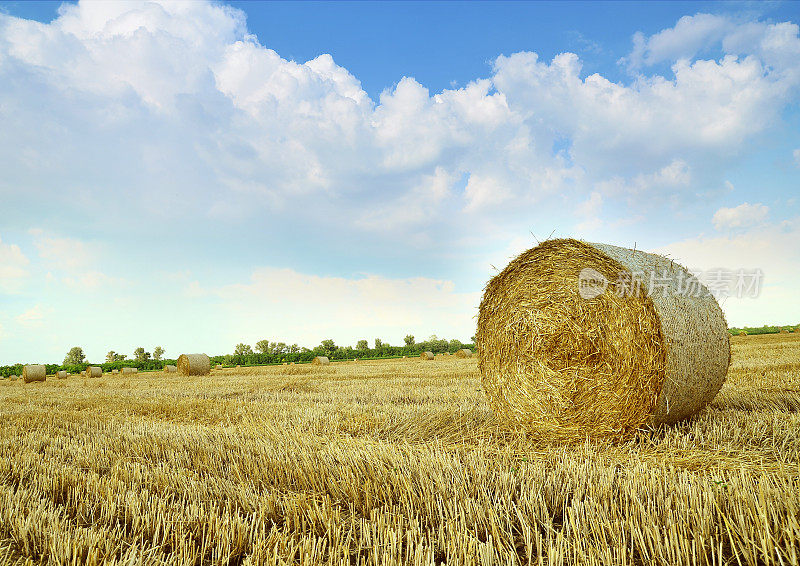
<box><xmin>0</xmin><ymin>333</ymin><xmax>798</xmax><ymax>565</ymax></box>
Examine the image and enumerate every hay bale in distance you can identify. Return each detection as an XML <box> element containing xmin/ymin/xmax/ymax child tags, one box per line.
<box><xmin>454</xmin><ymin>349</ymin><xmax>473</xmax><ymax>358</ymax></box>
<box><xmin>86</xmin><ymin>366</ymin><xmax>102</xmax><ymax>378</ymax></box>
<box><xmin>177</xmin><ymin>354</ymin><xmax>210</xmax><ymax>376</ymax></box>
<box><xmin>312</xmin><ymin>356</ymin><xmax>330</xmax><ymax>366</ymax></box>
<box><xmin>111</xmin><ymin>369</ymin><xmax>119</xmax><ymax>374</ymax></box>
<box><xmin>740</xmin><ymin>331</ymin><xmax>748</xmax><ymax>336</ymax></box>
<box><xmin>9</xmin><ymin>375</ymin><xmax>18</xmax><ymax>381</ymax></box>
<box><xmin>23</xmin><ymin>364</ymin><xmax>46</xmax><ymax>383</ymax></box>
<box><xmin>477</xmin><ymin>238</ymin><xmax>730</xmax><ymax>441</ymax></box>
<box><xmin>420</xmin><ymin>352</ymin><xmax>434</xmax><ymax>360</ymax></box>
<box><xmin>56</xmin><ymin>370</ymin><xmax>67</xmax><ymax>379</ymax></box>
<box><xmin>164</xmin><ymin>365</ymin><xmax>177</xmax><ymax>373</ymax></box>
<box><xmin>215</xmin><ymin>364</ymin><xmax>223</xmax><ymax>370</ymax></box>
<box><xmin>121</xmin><ymin>367</ymin><xmax>137</xmax><ymax>375</ymax></box>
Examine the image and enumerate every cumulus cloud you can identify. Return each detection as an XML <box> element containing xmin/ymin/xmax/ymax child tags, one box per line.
<box><xmin>712</xmin><ymin>202</ymin><xmax>769</xmax><ymax>231</ymax></box>
<box><xmin>1</xmin><ymin>1</ymin><xmax>797</xmax><ymax>234</ymax></box>
<box><xmin>0</xmin><ymin>234</ymin><xmax>29</xmax><ymax>293</ymax></box>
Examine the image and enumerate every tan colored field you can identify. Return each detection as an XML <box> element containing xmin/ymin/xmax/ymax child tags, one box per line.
<box><xmin>1</xmin><ymin>334</ymin><xmax>799</xmax><ymax>565</ymax></box>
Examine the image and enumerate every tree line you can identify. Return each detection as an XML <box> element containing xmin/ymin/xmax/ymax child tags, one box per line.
<box><xmin>0</xmin><ymin>335</ymin><xmax>476</xmax><ymax>378</ymax></box>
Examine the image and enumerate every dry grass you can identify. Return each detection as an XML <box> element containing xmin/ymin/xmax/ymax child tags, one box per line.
<box><xmin>0</xmin><ymin>334</ymin><xmax>798</xmax><ymax>565</ymax></box>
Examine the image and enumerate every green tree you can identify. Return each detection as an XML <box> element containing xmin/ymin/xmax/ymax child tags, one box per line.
<box><xmin>255</xmin><ymin>340</ymin><xmax>271</xmax><ymax>354</ymax></box>
<box><xmin>289</xmin><ymin>344</ymin><xmax>300</xmax><ymax>353</ymax></box>
<box><xmin>320</xmin><ymin>339</ymin><xmax>337</xmax><ymax>357</ymax></box>
<box><xmin>64</xmin><ymin>347</ymin><xmax>85</xmax><ymax>365</ymax></box>
<box><xmin>374</xmin><ymin>338</ymin><xmax>383</xmax><ymax>349</ymax></box>
<box><xmin>153</xmin><ymin>346</ymin><xmax>164</xmax><ymax>361</ymax></box>
<box><xmin>133</xmin><ymin>347</ymin><xmax>151</xmax><ymax>362</ymax></box>
<box><xmin>404</xmin><ymin>334</ymin><xmax>415</xmax><ymax>347</ymax></box>
<box><xmin>274</xmin><ymin>342</ymin><xmax>288</xmax><ymax>354</ymax></box>
<box><xmin>449</xmin><ymin>339</ymin><xmax>462</xmax><ymax>352</ymax></box>
<box><xmin>105</xmin><ymin>351</ymin><xmax>117</xmax><ymax>363</ymax></box>
<box><xmin>234</xmin><ymin>343</ymin><xmax>253</xmax><ymax>356</ymax></box>
<box><xmin>356</xmin><ymin>339</ymin><xmax>368</xmax><ymax>351</ymax></box>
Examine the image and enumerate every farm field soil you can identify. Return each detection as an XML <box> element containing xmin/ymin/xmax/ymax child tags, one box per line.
<box><xmin>1</xmin><ymin>335</ymin><xmax>799</xmax><ymax>565</ymax></box>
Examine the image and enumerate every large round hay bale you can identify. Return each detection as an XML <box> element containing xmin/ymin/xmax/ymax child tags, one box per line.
<box><xmin>477</xmin><ymin>238</ymin><xmax>730</xmax><ymax>441</ymax></box>
<box><xmin>177</xmin><ymin>354</ymin><xmax>210</xmax><ymax>376</ymax></box>
<box><xmin>739</xmin><ymin>330</ymin><xmax>748</xmax><ymax>336</ymax></box>
<box><xmin>163</xmin><ymin>365</ymin><xmax>177</xmax><ymax>373</ymax></box>
<box><xmin>454</xmin><ymin>349</ymin><xmax>473</xmax><ymax>358</ymax></box>
<box><xmin>23</xmin><ymin>365</ymin><xmax>46</xmax><ymax>383</ymax></box>
<box><xmin>420</xmin><ymin>351</ymin><xmax>434</xmax><ymax>360</ymax></box>
<box><xmin>312</xmin><ymin>356</ymin><xmax>330</xmax><ymax>366</ymax></box>
<box><xmin>56</xmin><ymin>370</ymin><xmax>67</xmax><ymax>379</ymax></box>
<box><xmin>86</xmin><ymin>366</ymin><xmax>102</xmax><ymax>378</ymax></box>
<box><xmin>121</xmin><ymin>367</ymin><xmax>137</xmax><ymax>375</ymax></box>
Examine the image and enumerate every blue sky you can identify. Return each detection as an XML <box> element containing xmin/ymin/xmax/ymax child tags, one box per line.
<box><xmin>0</xmin><ymin>0</ymin><xmax>798</xmax><ymax>364</ymax></box>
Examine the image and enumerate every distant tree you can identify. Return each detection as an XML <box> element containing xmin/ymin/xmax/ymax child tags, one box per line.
<box><xmin>404</xmin><ymin>334</ymin><xmax>415</xmax><ymax>347</ymax></box>
<box><xmin>289</xmin><ymin>344</ymin><xmax>300</xmax><ymax>353</ymax></box>
<box><xmin>153</xmin><ymin>346</ymin><xmax>164</xmax><ymax>361</ymax></box>
<box><xmin>273</xmin><ymin>342</ymin><xmax>287</xmax><ymax>354</ymax></box>
<box><xmin>105</xmin><ymin>351</ymin><xmax>117</xmax><ymax>363</ymax></box>
<box><xmin>356</xmin><ymin>339</ymin><xmax>368</xmax><ymax>351</ymax></box>
<box><xmin>234</xmin><ymin>343</ymin><xmax>253</xmax><ymax>356</ymax></box>
<box><xmin>133</xmin><ymin>347</ymin><xmax>151</xmax><ymax>362</ymax></box>
<box><xmin>449</xmin><ymin>339</ymin><xmax>462</xmax><ymax>352</ymax></box>
<box><xmin>320</xmin><ymin>339</ymin><xmax>337</xmax><ymax>357</ymax></box>
<box><xmin>300</xmin><ymin>347</ymin><xmax>312</xmax><ymax>354</ymax></box>
<box><xmin>64</xmin><ymin>347</ymin><xmax>85</xmax><ymax>365</ymax></box>
<box><xmin>374</xmin><ymin>338</ymin><xmax>383</xmax><ymax>349</ymax></box>
<box><xmin>471</xmin><ymin>335</ymin><xmax>476</xmax><ymax>343</ymax></box>
<box><xmin>255</xmin><ymin>340</ymin><xmax>271</xmax><ymax>354</ymax></box>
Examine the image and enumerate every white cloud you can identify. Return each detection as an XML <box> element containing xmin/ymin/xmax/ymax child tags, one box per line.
<box><xmin>622</xmin><ymin>14</ymin><xmax>732</xmax><ymax>70</ymax></box>
<box><xmin>712</xmin><ymin>202</ymin><xmax>769</xmax><ymax>231</ymax></box>
<box><xmin>29</xmin><ymin>229</ymin><xmax>98</xmax><ymax>272</ymax></box>
<box><xmin>0</xmin><ymin>234</ymin><xmax>29</xmax><ymax>293</ymax></box>
<box><xmin>656</xmin><ymin>219</ymin><xmax>800</xmax><ymax>326</ymax></box>
<box><xmin>794</xmin><ymin>148</ymin><xmax>800</xmax><ymax>167</ymax></box>
<box><xmin>1</xmin><ymin>3</ymin><xmax>796</xmax><ymax>233</ymax></box>
<box><xmin>198</xmin><ymin>267</ymin><xmax>480</xmax><ymax>345</ymax></box>
<box><xmin>356</xmin><ymin>167</ymin><xmax>456</xmax><ymax>230</ymax></box>
<box><xmin>15</xmin><ymin>304</ymin><xmax>49</xmax><ymax>327</ymax></box>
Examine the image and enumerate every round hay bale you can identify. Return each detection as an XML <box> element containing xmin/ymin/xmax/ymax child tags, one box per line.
<box><xmin>23</xmin><ymin>365</ymin><xmax>46</xmax><ymax>383</ymax></box>
<box><xmin>454</xmin><ymin>349</ymin><xmax>473</xmax><ymax>358</ymax></box>
<box><xmin>163</xmin><ymin>365</ymin><xmax>177</xmax><ymax>373</ymax></box>
<box><xmin>215</xmin><ymin>364</ymin><xmax>223</xmax><ymax>370</ymax></box>
<box><xmin>177</xmin><ymin>354</ymin><xmax>210</xmax><ymax>376</ymax></box>
<box><xmin>86</xmin><ymin>366</ymin><xmax>102</xmax><ymax>378</ymax></box>
<box><xmin>477</xmin><ymin>238</ymin><xmax>730</xmax><ymax>441</ymax></box>
<box><xmin>111</xmin><ymin>369</ymin><xmax>119</xmax><ymax>375</ymax></box>
<box><xmin>312</xmin><ymin>356</ymin><xmax>330</xmax><ymax>366</ymax></box>
<box><xmin>121</xmin><ymin>367</ymin><xmax>137</xmax><ymax>375</ymax></box>
<box><xmin>420</xmin><ymin>351</ymin><xmax>434</xmax><ymax>360</ymax></box>
<box><xmin>56</xmin><ymin>370</ymin><xmax>67</xmax><ymax>379</ymax></box>
<box><xmin>9</xmin><ymin>375</ymin><xmax>18</xmax><ymax>381</ymax></box>
<box><xmin>740</xmin><ymin>331</ymin><xmax>748</xmax><ymax>336</ymax></box>
<box><xmin>81</xmin><ymin>371</ymin><xmax>86</xmax><ymax>377</ymax></box>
